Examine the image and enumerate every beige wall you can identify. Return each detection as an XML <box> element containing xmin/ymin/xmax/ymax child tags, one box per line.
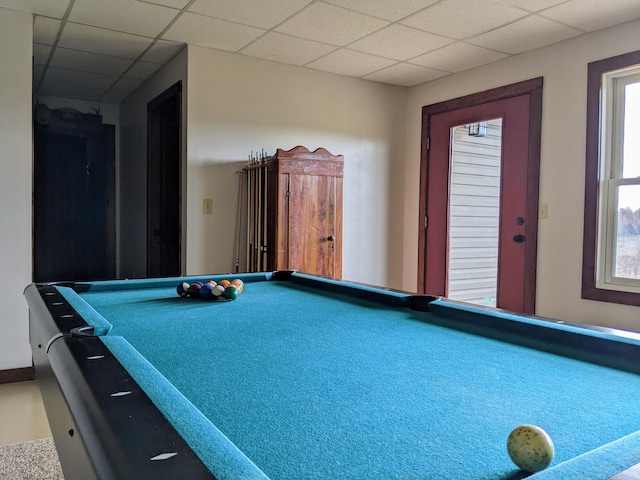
<box><xmin>186</xmin><ymin>46</ymin><xmax>407</xmax><ymax>286</ymax></box>
<box><xmin>0</xmin><ymin>8</ymin><xmax>32</xmax><ymax>370</ymax></box>
<box><xmin>403</xmin><ymin>20</ymin><xmax>640</xmax><ymax>330</ymax></box>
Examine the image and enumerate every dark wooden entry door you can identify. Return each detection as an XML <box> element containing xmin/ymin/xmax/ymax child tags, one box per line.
<box><xmin>147</xmin><ymin>82</ymin><xmax>182</xmax><ymax>277</ymax></box>
<box><xmin>34</xmin><ymin>118</ymin><xmax>115</xmax><ymax>282</ymax></box>
<box><xmin>418</xmin><ymin>79</ymin><xmax>543</xmax><ymax>313</ymax></box>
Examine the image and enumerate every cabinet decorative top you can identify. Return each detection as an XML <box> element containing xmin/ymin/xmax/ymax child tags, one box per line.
<box><xmin>276</xmin><ymin>145</ymin><xmax>343</xmax><ymax>162</ymax></box>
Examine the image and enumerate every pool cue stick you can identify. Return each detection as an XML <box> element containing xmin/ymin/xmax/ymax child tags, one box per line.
<box><xmin>251</xmin><ymin>157</ymin><xmax>258</xmax><ymax>272</ymax></box>
<box><xmin>234</xmin><ymin>171</ymin><xmax>244</xmax><ymax>273</ymax></box>
<box><xmin>262</xmin><ymin>157</ymin><xmax>268</xmax><ymax>270</ymax></box>
<box><xmin>247</xmin><ymin>154</ymin><xmax>253</xmax><ymax>272</ymax></box>
<box><xmin>256</xmin><ymin>157</ymin><xmax>262</xmax><ymax>271</ymax></box>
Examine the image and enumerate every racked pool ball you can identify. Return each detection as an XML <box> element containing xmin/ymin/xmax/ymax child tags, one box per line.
<box><xmin>177</xmin><ymin>282</ymin><xmax>190</xmax><ymax>297</ymax></box>
<box><xmin>230</xmin><ymin>279</ymin><xmax>243</xmax><ymax>293</ymax></box>
<box><xmin>507</xmin><ymin>425</ymin><xmax>554</xmax><ymax>473</ymax></box>
<box><xmin>199</xmin><ymin>283</ymin><xmax>214</xmax><ymax>299</ymax></box>
<box><xmin>212</xmin><ymin>284</ymin><xmax>225</xmax><ymax>297</ymax></box>
<box><xmin>187</xmin><ymin>282</ymin><xmax>202</xmax><ymax>297</ymax></box>
<box><xmin>224</xmin><ymin>285</ymin><xmax>238</xmax><ymax>300</ymax></box>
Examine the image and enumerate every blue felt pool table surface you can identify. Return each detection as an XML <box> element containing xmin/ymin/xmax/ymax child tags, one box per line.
<box><xmin>27</xmin><ymin>272</ymin><xmax>640</xmax><ymax>479</ymax></box>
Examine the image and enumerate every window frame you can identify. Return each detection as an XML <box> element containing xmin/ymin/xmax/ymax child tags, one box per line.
<box><xmin>582</xmin><ymin>50</ymin><xmax>640</xmax><ymax>306</ymax></box>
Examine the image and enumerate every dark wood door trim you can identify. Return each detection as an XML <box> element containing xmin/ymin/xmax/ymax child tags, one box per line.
<box><xmin>418</xmin><ymin>78</ymin><xmax>543</xmax><ymax>312</ymax></box>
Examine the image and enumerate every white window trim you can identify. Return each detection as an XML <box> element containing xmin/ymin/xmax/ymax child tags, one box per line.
<box><xmin>596</xmin><ymin>67</ymin><xmax>640</xmax><ymax>293</ymax></box>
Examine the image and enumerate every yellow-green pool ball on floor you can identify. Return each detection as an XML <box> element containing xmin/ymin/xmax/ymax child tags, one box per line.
<box><xmin>507</xmin><ymin>425</ymin><xmax>554</xmax><ymax>473</ymax></box>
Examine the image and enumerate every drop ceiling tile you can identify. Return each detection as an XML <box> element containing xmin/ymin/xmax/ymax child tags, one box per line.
<box><xmin>50</xmin><ymin>46</ymin><xmax>134</xmax><ymax>76</ymax></box>
<box><xmin>37</xmin><ymin>66</ymin><xmax>114</xmax><ymax>101</ymax></box>
<box><xmin>349</xmin><ymin>24</ymin><xmax>453</xmax><ymax>61</ymax></box>
<box><xmin>363</xmin><ymin>62</ymin><xmax>447</xmax><ymax>86</ymax></box>
<box><xmin>69</xmin><ymin>0</ymin><xmax>179</xmax><ymax>37</ymax></box>
<box><xmin>163</xmin><ymin>12</ymin><xmax>265</xmax><ymax>52</ymax></box>
<box><xmin>34</xmin><ymin>16</ymin><xmax>61</xmax><ymax>45</ymax></box>
<box><xmin>124</xmin><ymin>60</ymin><xmax>162</xmax><ymax>79</ymax></box>
<box><xmin>241</xmin><ymin>32</ymin><xmax>336</xmax><ymax>65</ymax></box>
<box><xmin>59</xmin><ymin>22</ymin><xmax>154</xmax><ymax>59</ymax></box>
<box><xmin>38</xmin><ymin>82</ymin><xmax>105</xmax><ymax>102</ymax></box>
<box><xmin>43</xmin><ymin>65</ymin><xmax>118</xmax><ymax>90</ymax></box>
<box><xmin>188</xmin><ymin>0</ymin><xmax>312</xmax><ymax>29</ymax></box>
<box><xmin>102</xmin><ymin>76</ymin><xmax>145</xmax><ymax>103</ymax></box>
<box><xmin>501</xmin><ymin>0</ymin><xmax>567</xmax><ymax>12</ymax></box>
<box><xmin>307</xmin><ymin>48</ymin><xmax>397</xmax><ymax>77</ymax></box>
<box><xmin>323</xmin><ymin>0</ymin><xmax>439</xmax><ymax>22</ymax></box>
<box><xmin>540</xmin><ymin>0</ymin><xmax>640</xmax><ymax>32</ymax></box>
<box><xmin>468</xmin><ymin>15</ymin><xmax>583</xmax><ymax>54</ymax></box>
<box><xmin>141</xmin><ymin>40</ymin><xmax>185</xmax><ymax>63</ymax></box>
<box><xmin>410</xmin><ymin>42</ymin><xmax>508</xmax><ymax>72</ymax></box>
<box><xmin>33</xmin><ymin>43</ymin><xmax>52</xmax><ymax>65</ymax></box>
<box><xmin>0</xmin><ymin>0</ymin><xmax>69</xmax><ymax>18</ymax></box>
<box><xmin>139</xmin><ymin>0</ymin><xmax>190</xmax><ymax>8</ymax></box>
<box><xmin>275</xmin><ymin>2</ymin><xmax>388</xmax><ymax>46</ymax></box>
<box><xmin>401</xmin><ymin>0</ymin><xmax>529</xmax><ymax>39</ymax></box>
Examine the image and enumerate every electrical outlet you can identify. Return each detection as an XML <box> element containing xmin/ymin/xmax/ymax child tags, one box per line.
<box><xmin>203</xmin><ymin>198</ymin><xmax>212</xmax><ymax>214</ymax></box>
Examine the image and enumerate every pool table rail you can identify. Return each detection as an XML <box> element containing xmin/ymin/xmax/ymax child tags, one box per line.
<box><xmin>26</xmin><ymin>283</ymin><xmax>218</xmax><ymax>480</ymax></box>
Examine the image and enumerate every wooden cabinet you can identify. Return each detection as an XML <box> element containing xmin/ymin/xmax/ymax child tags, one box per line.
<box><xmin>245</xmin><ymin>146</ymin><xmax>343</xmax><ymax>279</ymax></box>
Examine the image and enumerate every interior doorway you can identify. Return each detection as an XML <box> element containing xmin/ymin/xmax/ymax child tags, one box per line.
<box><xmin>418</xmin><ymin>78</ymin><xmax>543</xmax><ymax>313</ymax></box>
<box><xmin>147</xmin><ymin>82</ymin><xmax>182</xmax><ymax>278</ymax></box>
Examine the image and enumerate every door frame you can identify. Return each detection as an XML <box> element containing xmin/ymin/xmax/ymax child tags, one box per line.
<box><xmin>417</xmin><ymin>78</ymin><xmax>543</xmax><ymax>312</ymax></box>
<box><xmin>147</xmin><ymin>81</ymin><xmax>183</xmax><ymax>277</ymax></box>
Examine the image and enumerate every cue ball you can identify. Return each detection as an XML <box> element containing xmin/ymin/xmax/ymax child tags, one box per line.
<box><xmin>507</xmin><ymin>425</ymin><xmax>554</xmax><ymax>473</ymax></box>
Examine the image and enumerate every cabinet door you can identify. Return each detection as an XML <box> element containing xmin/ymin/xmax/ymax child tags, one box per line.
<box><xmin>286</xmin><ymin>173</ymin><xmax>341</xmax><ymax>278</ymax></box>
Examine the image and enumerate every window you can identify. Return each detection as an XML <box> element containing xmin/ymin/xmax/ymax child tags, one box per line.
<box><xmin>583</xmin><ymin>50</ymin><xmax>640</xmax><ymax>305</ymax></box>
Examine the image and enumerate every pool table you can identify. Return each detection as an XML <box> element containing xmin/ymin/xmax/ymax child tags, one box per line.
<box><xmin>25</xmin><ymin>271</ymin><xmax>640</xmax><ymax>480</ymax></box>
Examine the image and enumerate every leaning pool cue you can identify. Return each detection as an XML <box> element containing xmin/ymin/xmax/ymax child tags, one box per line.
<box><xmin>255</xmin><ymin>158</ymin><xmax>262</xmax><ymax>272</ymax></box>
<box><xmin>234</xmin><ymin>171</ymin><xmax>244</xmax><ymax>273</ymax></box>
<box><xmin>246</xmin><ymin>155</ymin><xmax>253</xmax><ymax>271</ymax></box>
<box><xmin>262</xmin><ymin>157</ymin><xmax>268</xmax><ymax>270</ymax></box>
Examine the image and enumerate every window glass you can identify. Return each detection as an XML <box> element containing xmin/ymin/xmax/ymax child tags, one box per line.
<box><xmin>623</xmin><ymin>82</ymin><xmax>640</xmax><ymax>179</ymax></box>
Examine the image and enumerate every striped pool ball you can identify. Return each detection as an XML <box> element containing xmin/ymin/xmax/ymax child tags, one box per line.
<box><xmin>177</xmin><ymin>282</ymin><xmax>190</xmax><ymax>297</ymax></box>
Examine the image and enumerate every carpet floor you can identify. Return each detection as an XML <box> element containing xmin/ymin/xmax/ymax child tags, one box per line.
<box><xmin>0</xmin><ymin>437</ymin><xmax>64</xmax><ymax>479</ymax></box>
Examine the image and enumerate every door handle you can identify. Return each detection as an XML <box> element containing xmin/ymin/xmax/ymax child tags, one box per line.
<box><xmin>327</xmin><ymin>235</ymin><xmax>335</xmax><ymax>241</ymax></box>
<box><xmin>513</xmin><ymin>234</ymin><xmax>525</xmax><ymax>243</ymax></box>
